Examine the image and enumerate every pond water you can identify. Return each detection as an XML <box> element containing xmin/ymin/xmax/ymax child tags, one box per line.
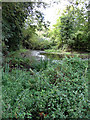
<box><xmin>28</xmin><ymin>50</ymin><xmax>63</xmax><ymax>61</ymax></box>
<box><xmin>26</xmin><ymin>50</ymin><xmax>47</xmax><ymax>61</ymax></box>
<box><xmin>27</xmin><ymin>50</ymin><xmax>89</xmax><ymax>61</ymax></box>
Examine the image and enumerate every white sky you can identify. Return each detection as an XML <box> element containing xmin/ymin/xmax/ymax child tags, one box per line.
<box><xmin>42</xmin><ymin>0</ymin><xmax>69</xmax><ymax>27</ymax></box>
<box><xmin>26</xmin><ymin>0</ymin><xmax>69</xmax><ymax>27</ymax></box>
<box><xmin>41</xmin><ymin>0</ymin><xmax>88</xmax><ymax>27</ymax></box>
<box><xmin>29</xmin><ymin>0</ymin><xmax>88</xmax><ymax>28</ymax></box>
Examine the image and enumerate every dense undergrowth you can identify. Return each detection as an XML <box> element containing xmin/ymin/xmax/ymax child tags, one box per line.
<box><xmin>2</xmin><ymin>51</ymin><xmax>89</xmax><ymax>119</ymax></box>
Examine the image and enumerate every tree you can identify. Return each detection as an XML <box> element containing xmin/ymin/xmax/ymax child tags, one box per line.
<box><xmin>49</xmin><ymin>0</ymin><xmax>89</xmax><ymax>51</ymax></box>
<box><xmin>2</xmin><ymin>2</ymin><xmax>47</xmax><ymax>51</ymax></box>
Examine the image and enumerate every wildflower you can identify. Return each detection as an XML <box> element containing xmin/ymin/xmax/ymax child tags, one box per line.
<box><xmin>39</xmin><ymin>112</ymin><xmax>44</xmax><ymax>117</ymax></box>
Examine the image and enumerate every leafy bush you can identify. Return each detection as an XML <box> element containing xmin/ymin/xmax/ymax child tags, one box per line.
<box><xmin>3</xmin><ymin>55</ymin><xmax>31</xmax><ymax>71</ymax></box>
<box><xmin>31</xmin><ymin>58</ymin><xmax>49</xmax><ymax>71</ymax></box>
<box><xmin>2</xmin><ymin>57</ymin><xmax>89</xmax><ymax>119</ymax></box>
<box><xmin>3</xmin><ymin>49</ymin><xmax>50</xmax><ymax>73</ymax></box>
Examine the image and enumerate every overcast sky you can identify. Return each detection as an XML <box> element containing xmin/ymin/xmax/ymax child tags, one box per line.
<box><xmin>40</xmin><ymin>0</ymin><xmax>88</xmax><ymax>27</ymax></box>
<box><xmin>42</xmin><ymin>0</ymin><xmax>69</xmax><ymax>27</ymax></box>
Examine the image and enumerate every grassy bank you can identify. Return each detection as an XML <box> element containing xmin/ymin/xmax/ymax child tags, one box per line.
<box><xmin>2</xmin><ymin>50</ymin><xmax>89</xmax><ymax>119</ymax></box>
<box><xmin>45</xmin><ymin>49</ymin><xmax>89</xmax><ymax>55</ymax></box>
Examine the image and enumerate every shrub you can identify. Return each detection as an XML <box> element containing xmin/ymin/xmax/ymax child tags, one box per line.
<box><xmin>2</xmin><ymin>57</ymin><xmax>89</xmax><ymax>119</ymax></box>
<box><xmin>3</xmin><ymin>50</ymin><xmax>50</xmax><ymax>72</ymax></box>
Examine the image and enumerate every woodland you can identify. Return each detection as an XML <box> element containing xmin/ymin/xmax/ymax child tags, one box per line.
<box><xmin>2</xmin><ymin>0</ymin><xmax>90</xmax><ymax>119</ymax></box>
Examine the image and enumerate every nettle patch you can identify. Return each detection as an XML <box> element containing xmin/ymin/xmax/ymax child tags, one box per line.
<box><xmin>2</xmin><ymin>57</ymin><xmax>89</xmax><ymax>119</ymax></box>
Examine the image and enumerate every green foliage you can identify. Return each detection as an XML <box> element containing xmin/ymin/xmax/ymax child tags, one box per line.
<box><xmin>2</xmin><ymin>2</ymin><xmax>48</xmax><ymax>51</ymax></box>
<box><xmin>3</xmin><ymin>49</ymin><xmax>50</xmax><ymax>72</ymax></box>
<box><xmin>31</xmin><ymin>58</ymin><xmax>49</xmax><ymax>71</ymax></box>
<box><xmin>2</xmin><ymin>57</ymin><xmax>89</xmax><ymax>119</ymax></box>
<box><xmin>3</xmin><ymin>49</ymin><xmax>31</xmax><ymax>71</ymax></box>
<box><xmin>22</xmin><ymin>26</ymin><xmax>51</xmax><ymax>50</ymax></box>
<box><xmin>38</xmin><ymin>38</ymin><xmax>51</xmax><ymax>50</ymax></box>
<box><xmin>2</xmin><ymin>3</ymin><xmax>31</xmax><ymax>50</ymax></box>
<box><xmin>48</xmin><ymin>1</ymin><xmax>89</xmax><ymax>52</ymax></box>
<box><xmin>22</xmin><ymin>17</ymin><xmax>50</xmax><ymax>50</ymax></box>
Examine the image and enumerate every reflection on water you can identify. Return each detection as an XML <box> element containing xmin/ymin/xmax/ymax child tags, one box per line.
<box><xmin>30</xmin><ymin>50</ymin><xmax>64</xmax><ymax>61</ymax></box>
<box><xmin>28</xmin><ymin>50</ymin><xmax>89</xmax><ymax>61</ymax></box>
<box><xmin>40</xmin><ymin>52</ymin><xmax>90</xmax><ymax>61</ymax></box>
<box><xmin>30</xmin><ymin>50</ymin><xmax>46</xmax><ymax>60</ymax></box>
<box><xmin>40</xmin><ymin>52</ymin><xmax>64</xmax><ymax>60</ymax></box>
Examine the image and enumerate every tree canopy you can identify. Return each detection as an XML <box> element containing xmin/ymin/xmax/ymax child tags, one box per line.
<box><xmin>2</xmin><ymin>1</ymin><xmax>90</xmax><ymax>52</ymax></box>
<box><xmin>48</xmin><ymin>0</ymin><xmax>89</xmax><ymax>51</ymax></box>
<box><xmin>2</xmin><ymin>2</ymin><xmax>48</xmax><ymax>51</ymax></box>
